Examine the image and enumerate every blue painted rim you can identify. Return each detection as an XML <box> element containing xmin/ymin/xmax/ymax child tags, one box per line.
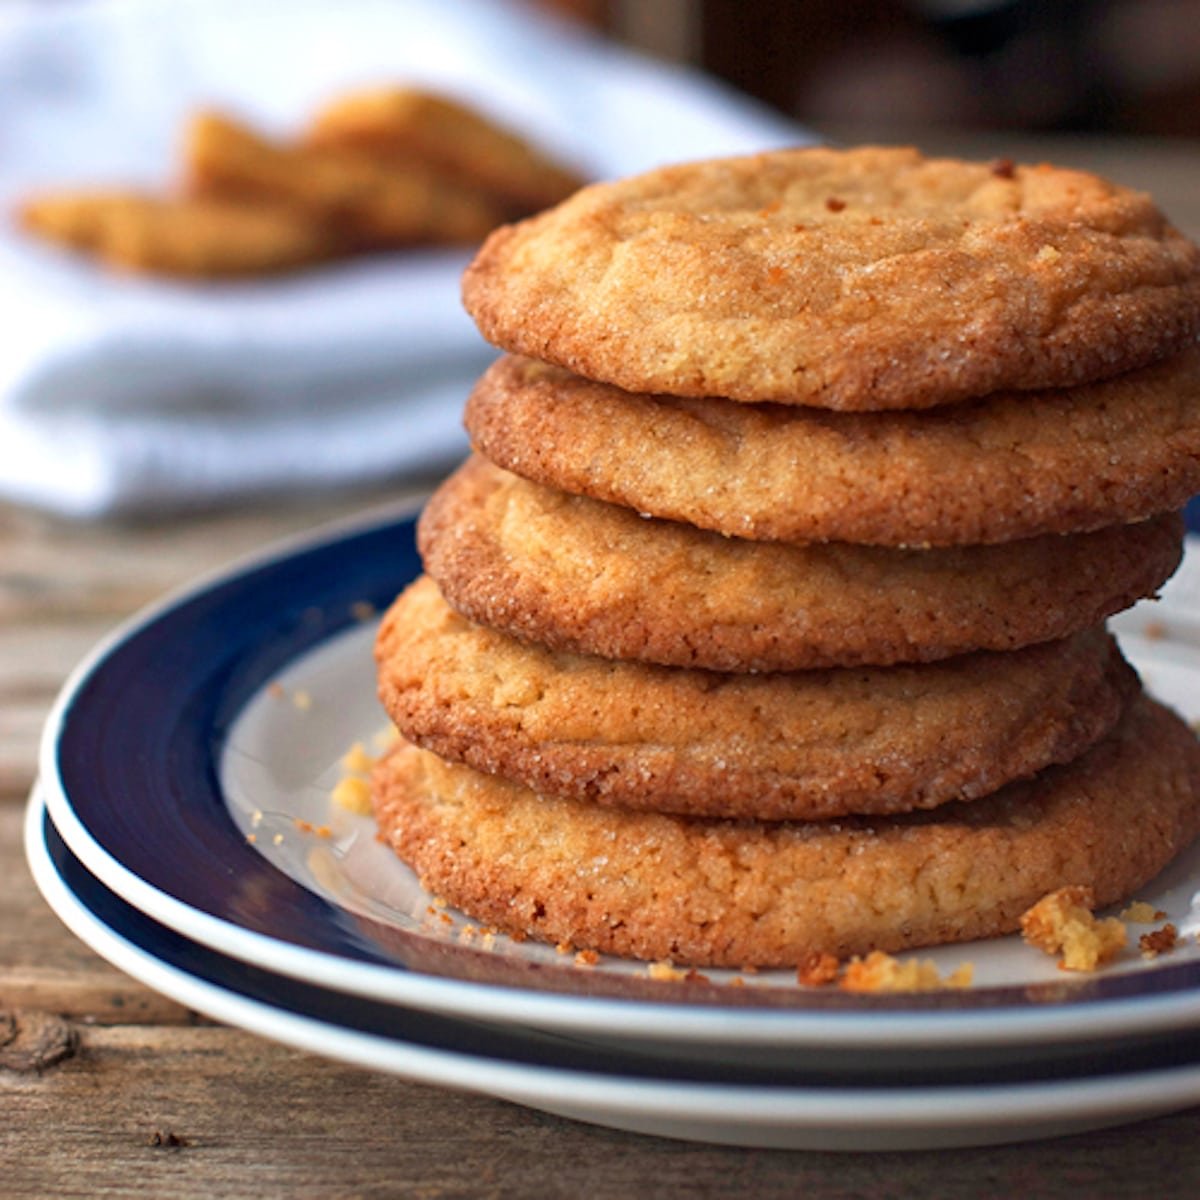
<box><xmin>40</xmin><ymin>503</ymin><xmax>1200</xmax><ymax>1020</ymax></box>
<box><xmin>37</xmin><ymin>801</ymin><xmax>1200</xmax><ymax>1090</ymax></box>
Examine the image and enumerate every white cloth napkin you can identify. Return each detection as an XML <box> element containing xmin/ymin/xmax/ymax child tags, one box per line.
<box><xmin>0</xmin><ymin>0</ymin><xmax>808</xmax><ymax>518</ymax></box>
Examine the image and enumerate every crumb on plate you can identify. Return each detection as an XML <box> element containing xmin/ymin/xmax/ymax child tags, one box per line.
<box><xmin>331</xmin><ymin>775</ymin><xmax>372</xmax><ymax>815</ymax></box>
<box><xmin>1140</xmin><ymin>923</ymin><xmax>1179</xmax><ymax>959</ymax></box>
<box><xmin>839</xmin><ymin>950</ymin><xmax>973</xmax><ymax>993</ymax></box>
<box><xmin>1121</xmin><ymin>900</ymin><xmax>1167</xmax><ymax>923</ymax></box>
<box><xmin>796</xmin><ymin>950</ymin><xmax>840</xmax><ymax>987</ymax></box>
<box><xmin>1020</xmin><ymin>885</ymin><xmax>1126</xmax><ymax>971</ymax></box>
<box><xmin>646</xmin><ymin>960</ymin><xmax>687</xmax><ymax>982</ymax></box>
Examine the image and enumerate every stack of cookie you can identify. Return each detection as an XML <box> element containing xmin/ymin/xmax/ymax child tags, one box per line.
<box><xmin>372</xmin><ymin>146</ymin><xmax>1200</xmax><ymax>969</ymax></box>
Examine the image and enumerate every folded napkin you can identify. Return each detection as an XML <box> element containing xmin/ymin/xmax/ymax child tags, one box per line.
<box><xmin>0</xmin><ymin>0</ymin><xmax>806</xmax><ymax>518</ymax></box>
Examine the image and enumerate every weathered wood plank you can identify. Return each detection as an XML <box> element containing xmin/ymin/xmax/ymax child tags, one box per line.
<box><xmin>0</xmin><ymin>620</ymin><xmax>118</xmax><ymax>801</ymax></box>
<box><xmin>0</xmin><ymin>806</ymin><xmax>197</xmax><ymax>1023</ymax></box>
<box><xmin>0</xmin><ymin>484</ymin><xmax>426</xmax><ymax>624</ymax></box>
<box><xmin>0</xmin><ymin>1020</ymin><xmax>1199</xmax><ymax>1200</ymax></box>
<box><xmin>0</xmin><ymin>485</ymin><xmax>428</xmax><ymax>804</ymax></box>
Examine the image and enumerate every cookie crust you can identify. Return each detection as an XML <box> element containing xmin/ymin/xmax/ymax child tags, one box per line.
<box><xmin>421</xmin><ymin>457</ymin><xmax>1183</xmax><ymax>671</ymax></box>
<box><xmin>372</xmin><ymin>697</ymin><xmax>1200</xmax><ymax>966</ymax></box>
<box><xmin>462</xmin><ymin>146</ymin><xmax>1200</xmax><ymax>410</ymax></box>
<box><xmin>465</xmin><ymin>353</ymin><xmax>1200</xmax><ymax>547</ymax></box>
<box><xmin>377</xmin><ymin>577</ymin><xmax>1136</xmax><ymax>820</ymax></box>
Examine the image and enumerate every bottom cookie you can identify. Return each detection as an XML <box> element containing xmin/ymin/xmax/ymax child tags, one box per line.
<box><xmin>372</xmin><ymin>696</ymin><xmax>1200</xmax><ymax>968</ymax></box>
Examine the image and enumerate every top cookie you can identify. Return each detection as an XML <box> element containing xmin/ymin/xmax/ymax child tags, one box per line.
<box><xmin>462</xmin><ymin>146</ymin><xmax>1200</xmax><ymax>410</ymax></box>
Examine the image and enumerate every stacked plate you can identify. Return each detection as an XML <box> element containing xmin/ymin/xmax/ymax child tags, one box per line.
<box><xmin>28</xmin><ymin>502</ymin><xmax>1200</xmax><ymax>1152</ymax></box>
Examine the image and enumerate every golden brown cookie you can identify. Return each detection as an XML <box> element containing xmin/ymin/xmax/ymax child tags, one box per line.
<box><xmin>372</xmin><ymin>696</ymin><xmax>1200</xmax><ymax>966</ymax></box>
<box><xmin>377</xmin><ymin>576</ymin><xmax>1136</xmax><ymax>820</ymax></box>
<box><xmin>18</xmin><ymin>190</ymin><xmax>342</xmax><ymax>278</ymax></box>
<box><xmin>462</xmin><ymin>146</ymin><xmax>1200</xmax><ymax>410</ymax></box>
<box><xmin>306</xmin><ymin>87</ymin><xmax>584</xmax><ymax>213</ymax></box>
<box><xmin>465</xmin><ymin>353</ymin><xmax>1200</xmax><ymax>547</ymax></box>
<box><xmin>420</xmin><ymin>457</ymin><xmax>1183</xmax><ymax>671</ymax></box>
<box><xmin>184</xmin><ymin>110</ymin><xmax>506</xmax><ymax>248</ymax></box>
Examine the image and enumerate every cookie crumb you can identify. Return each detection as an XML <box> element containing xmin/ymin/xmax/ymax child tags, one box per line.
<box><xmin>293</xmin><ymin>818</ymin><xmax>332</xmax><ymax>838</ymax></box>
<box><xmin>350</xmin><ymin>600</ymin><xmax>376</xmax><ymax>621</ymax></box>
<box><xmin>990</xmin><ymin>157</ymin><xmax>1016</xmax><ymax>179</ymax></box>
<box><xmin>1120</xmin><ymin>900</ymin><xmax>1167</xmax><ymax>922</ymax></box>
<box><xmin>341</xmin><ymin>741</ymin><xmax>376</xmax><ymax>774</ymax></box>
<box><xmin>839</xmin><ymin>950</ymin><xmax>973</xmax><ymax>993</ymax></box>
<box><xmin>1020</xmin><ymin>885</ymin><xmax>1126</xmax><ymax>971</ymax></box>
<box><xmin>646</xmin><ymin>960</ymin><xmax>687</xmax><ymax>982</ymax></box>
<box><xmin>1143</xmin><ymin>620</ymin><xmax>1167</xmax><ymax>641</ymax></box>
<box><xmin>1140</xmin><ymin>923</ymin><xmax>1178</xmax><ymax>959</ymax></box>
<box><xmin>574</xmin><ymin>949</ymin><xmax>599</xmax><ymax>967</ymax></box>
<box><xmin>331</xmin><ymin>775</ymin><xmax>372</xmax><ymax>815</ymax></box>
<box><xmin>292</xmin><ymin>689</ymin><xmax>313</xmax><ymax>711</ymax></box>
<box><xmin>796</xmin><ymin>950</ymin><xmax>840</xmax><ymax>987</ymax></box>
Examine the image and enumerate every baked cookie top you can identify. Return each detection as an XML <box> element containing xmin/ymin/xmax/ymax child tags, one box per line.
<box><xmin>377</xmin><ymin>576</ymin><xmax>1135</xmax><ymax>821</ymax></box>
<box><xmin>372</xmin><ymin>696</ymin><xmax>1200</xmax><ymax>966</ymax></box>
<box><xmin>465</xmin><ymin>352</ymin><xmax>1200</xmax><ymax>546</ymax></box>
<box><xmin>462</xmin><ymin>146</ymin><xmax>1200</xmax><ymax>410</ymax></box>
<box><xmin>420</xmin><ymin>457</ymin><xmax>1183</xmax><ymax>671</ymax></box>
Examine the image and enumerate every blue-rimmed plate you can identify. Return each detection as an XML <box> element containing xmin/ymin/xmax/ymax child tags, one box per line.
<box><xmin>34</xmin><ymin>502</ymin><xmax>1200</xmax><ymax>1067</ymax></box>
<box><xmin>28</xmin><ymin>788</ymin><xmax>1200</xmax><ymax>1151</ymax></box>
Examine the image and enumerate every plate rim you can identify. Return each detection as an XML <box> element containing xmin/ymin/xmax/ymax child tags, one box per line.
<box><xmin>26</xmin><ymin>787</ymin><xmax>1200</xmax><ymax>1143</ymax></box>
<box><xmin>35</xmin><ymin>504</ymin><xmax>1200</xmax><ymax>1050</ymax></box>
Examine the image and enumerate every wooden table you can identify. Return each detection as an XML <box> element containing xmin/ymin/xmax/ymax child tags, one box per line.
<box><xmin>4</xmin><ymin>135</ymin><xmax>1200</xmax><ymax>1197</ymax></box>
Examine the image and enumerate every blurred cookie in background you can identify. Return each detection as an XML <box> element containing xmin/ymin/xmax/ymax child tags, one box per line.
<box><xmin>306</xmin><ymin>86</ymin><xmax>584</xmax><ymax>213</ymax></box>
<box><xmin>16</xmin><ymin>87</ymin><xmax>587</xmax><ymax>279</ymax></box>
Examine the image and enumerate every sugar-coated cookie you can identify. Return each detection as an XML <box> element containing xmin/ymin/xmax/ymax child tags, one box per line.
<box><xmin>420</xmin><ymin>457</ymin><xmax>1183</xmax><ymax>670</ymax></box>
<box><xmin>373</xmin><ymin>696</ymin><xmax>1200</xmax><ymax>967</ymax></box>
<box><xmin>377</xmin><ymin>576</ymin><xmax>1136</xmax><ymax>820</ymax></box>
<box><xmin>463</xmin><ymin>146</ymin><xmax>1200</xmax><ymax>410</ymax></box>
<box><xmin>465</xmin><ymin>353</ymin><xmax>1200</xmax><ymax>547</ymax></box>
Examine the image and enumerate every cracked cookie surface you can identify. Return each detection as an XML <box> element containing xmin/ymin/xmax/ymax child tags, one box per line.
<box><xmin>377</xmin><ymin>576</ymin><xmax>1136</xmax><ymax>820</ymax></box>
<box><xmin>420</xmin><ymin>457</ymin><xmax>1183</xmax><ymax>670</ymax></box>
<box><xmin>372</xmin><ymin>697</ymin><xmax>1200</xmax><ymax>966</ymax></box>
<box><xmin>465</xmin><ymin>352</ymin><xmax>1200</xmax><ymax>546</ymax></box>
<box><xmin>462</xmin><ymin>146</ymin><xmax>1200</xmax><ymax>410</ymax></box>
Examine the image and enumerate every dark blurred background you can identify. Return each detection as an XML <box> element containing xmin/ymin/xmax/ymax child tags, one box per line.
<box><xmin>545</xmin><ymin>0</ymin><xmax>1200</xmax><ymax>138</ymax></box>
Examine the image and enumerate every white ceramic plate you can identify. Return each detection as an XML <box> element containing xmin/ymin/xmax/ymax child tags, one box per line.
<box><xmin>36</xmin><ymin>506</ymin><xmax>1200</xmax><ymax>1069</ymax></box>
<box><xmin>28</xmin><ymin>788</ymin><xmax>1200</xmax><ymax>1152</ymax></box>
